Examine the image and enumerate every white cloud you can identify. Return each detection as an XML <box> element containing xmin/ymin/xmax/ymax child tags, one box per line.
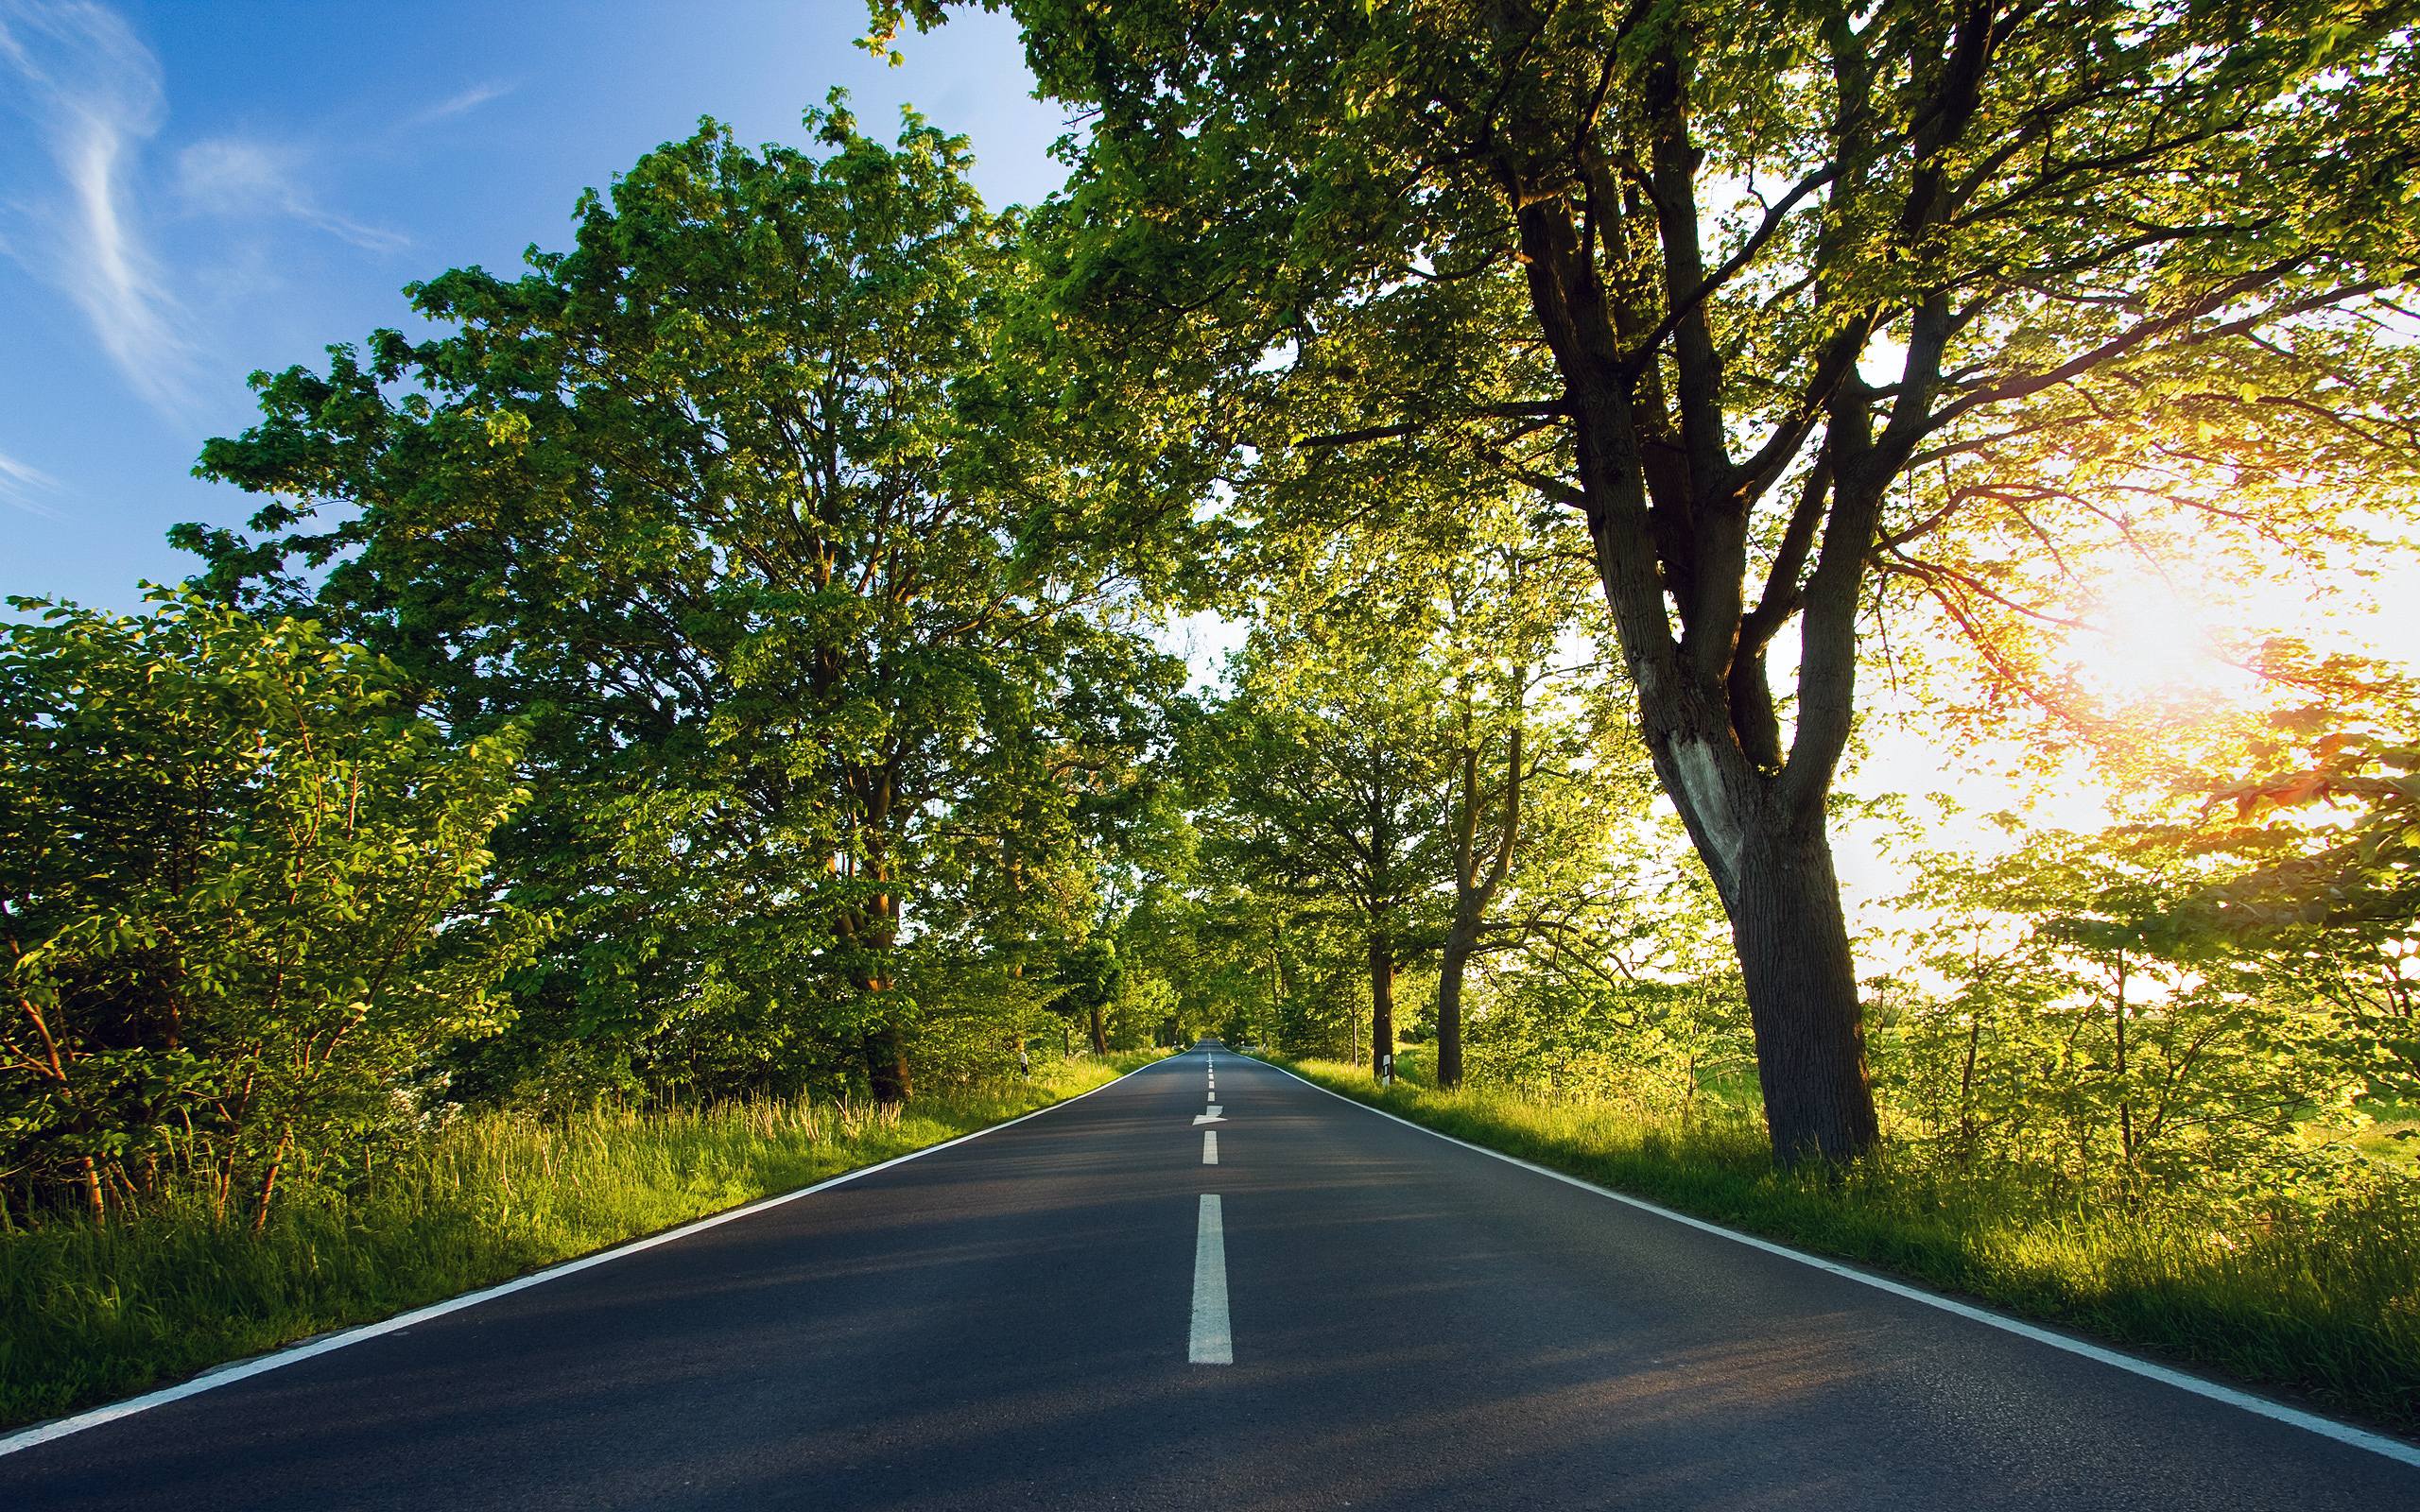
<box><xmin>0</xmin><ymin>0</ymin><xmax>199</xmax><ymax>417</ymax></box>
<box><xmin>406</xmin><ymin>79</ymin><xmax>511</xmax><ymax>128</ymax></box>
<box><xmin>177</xmin><ymin>136</ymin><xmax>406</xmax><ymax>252</ymax></box>
<box><xmin>0</xmin><ymin>445</ymin><xmax>64</xmax><ymax>518</ymax></box>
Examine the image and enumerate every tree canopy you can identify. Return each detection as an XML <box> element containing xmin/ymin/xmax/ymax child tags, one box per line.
<box><xmin>179</xmin><ymin>101</ymin><xmax>1178</xmax><ymax>1108</ymax></box>
<box><xmin>879</xmin><ymin>0</ymin><xmax>2420</xmax><ymax>1160</ymax></box>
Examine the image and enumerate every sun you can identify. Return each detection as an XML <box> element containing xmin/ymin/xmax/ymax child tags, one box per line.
<box><xmin>2061</xmin><ymin>567</ymin><xmax>2257</xmax><ymax>710</ymax></box>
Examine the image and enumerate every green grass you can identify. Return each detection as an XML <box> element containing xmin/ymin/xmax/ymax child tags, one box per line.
<box><xmin>0</xmin><ymin>1052</ymin><xmax>1163</xmax><ymax>1432</ymax></box>
<box><xmin>2351</xmin><ymin>1095</ymin><xmax>2420</xmax><ymax>1176</ymax></box>
<box><xmin>1270</xmin><ymin>1054</ymin><xmax>2420</xmax><ymax>1435</ymax></box>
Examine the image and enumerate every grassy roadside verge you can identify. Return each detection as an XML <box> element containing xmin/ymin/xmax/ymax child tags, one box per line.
<box><xmin>0</xmin><ymin>1052</ymin><xmax>1165</xmax><ymax>1432</ymax></box>
<box><xmin>1265</xmin><ymin>1054</ymin><xmax>2420</xmax><ymax>1436</ymax></box>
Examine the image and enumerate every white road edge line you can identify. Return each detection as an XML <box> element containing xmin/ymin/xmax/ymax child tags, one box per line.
<box><xmin>1202</xmin><ymin>1130</ymin><xmax>1219</xmax><ymax>1165</ymax></box>
<box><xmin>1251</xmin><ymin>1057</ymin><xmax>2420</xmax><ymax>1470</ymax></box>
<box><xmin>1189</xmin><ymin>1194</ymin><xmax>1233</xmax><ymax>1364</ymax></box>
<box><xmin>0</xmin><ymin>1056</ymin><xmax>1182</xmax><ymax>1459</ymax></box>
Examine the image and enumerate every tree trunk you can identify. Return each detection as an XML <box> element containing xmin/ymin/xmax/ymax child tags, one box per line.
<box><xmin>1513</xmin><ymin>152</ymin><xmax>1900</xmax><ymax>1167</ymax></box>
<box><xmin>1724</xmin><ymin>826</ymin><xmax>1880</xmax><ymax>1164</ymax></box>
<box><xmin>1088</xmin><ymin>1003</ymin><xmax>1109</xmax><ymax>1056</ymax></box>
<box><xmin>1438</xmin><ymin>717</ymin><xmax>1516</xmax><ymax>1093</ymax></box>
<box><xmin>1436</xmin><ymin>918</ymin><xmax>1478</xmax><ymax>1090</ymax></box>
<box><xmin>862</xmin><ymin>1025</ymin><xmax>911</xmax><ymax>1108</ymax></box>
<box><xmin>1268</xmin><ymin>919</ymin><xmax>1283</xmax><ymax>1022</ymax></box>
<box><xmin>1368</xmin><ymin>936</ymin><xmax>1394</xmax><ymax>1080</ymax></box>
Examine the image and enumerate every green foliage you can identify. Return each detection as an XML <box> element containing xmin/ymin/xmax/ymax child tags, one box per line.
<box><xmin>2198</xmin><ymin>721</ymin><xmax>2420</xmax><ymax>1100</ymax></box>
<box><xmin>1866</xmin><ymin>708</ymin><xmax>2420</xmax><ymax>1205</ymax></box>
<box><xmin>0</xmin><ymin>595</ymin><xmax>535</xmax><ymax>1226</ymax></box>
<box><xmin>1444</xmin><ymin>807</ymin><xmax>1750</xmax><ymax>1106</ymax></box>
<box><xmin>1192</xmin><ymin>627</ymin><xmax>1449</xmax><ymax>966</ymax></box>
<box><xmin>1105</xmin><ymin>966</ymin><xmax>1178</xmax><ymax>1050</ymax></box>
<box><xmin>1876</xmin><ymin>822</ymin><xmax>2393</xmax><ymax>1202</ymax></box>
<box><xmin>181</xmin><ymin>100</ymin><xmax>1180</xmax><ymax>1103</ymax></box>
<box><xmin>1463</xmin><ymin>975</ymin><xmax>1747</xmax><ymax>1108</ymax></box>
<box><xmin>1110</xmin><ymin>880</ymin><xmax>1356</xmax><ymax>1057</ymax></box>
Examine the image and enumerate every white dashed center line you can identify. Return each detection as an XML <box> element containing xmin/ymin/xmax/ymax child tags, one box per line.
<box><xmin>1190</xmin><ymin>1194</ymin><xmax>1232</xmax><ymax>1364</ymax></box>
<box><xmin>1202</xmin><ymin>1129</ymin><xmax>1219</xmax><ymax>1164</ymax></box>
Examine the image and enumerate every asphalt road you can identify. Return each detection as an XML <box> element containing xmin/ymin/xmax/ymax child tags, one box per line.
<box><xmin>4</xmin><ymin>1043</ymin><xmax>2415</xmax><ymax>1509</ymax></box>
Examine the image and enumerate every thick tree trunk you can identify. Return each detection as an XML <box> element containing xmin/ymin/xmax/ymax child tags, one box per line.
<box><xmin>1368</xmin><ymin>936</ymin><xmax>1394</xmax><ymax>1079</ymax></box>
<box><xmin>1088</xmin><ymin>1003</ymin><xmax>1109</xmax><ymax>1056</ymax></box>
<box><xmin>1436</xmin><ymin>919</ymin><xmax>1477</xmax><ymax>1090</ymax></box>
<box><xmin>1724</xmin><ymin>825</ymin><xmax>1879</xmax><ymax>1164</ymax></box>
<box><xmin>862</xmin><ymin>1025</ymin><xmax>911</xmax><ymax>1108</ymax></box>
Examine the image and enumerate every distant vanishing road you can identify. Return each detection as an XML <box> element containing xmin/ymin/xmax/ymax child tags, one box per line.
<box><xmin>4</xmin><ymin>1043</ymin><xmax>2415</xmax><ymax>1510</ymax></box>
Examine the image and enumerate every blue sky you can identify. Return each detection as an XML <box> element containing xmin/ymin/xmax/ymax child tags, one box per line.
<box><xmin>0</xmin><ymin>0</ymin><xmax>1068</xmax><ymax>610</ymax></box>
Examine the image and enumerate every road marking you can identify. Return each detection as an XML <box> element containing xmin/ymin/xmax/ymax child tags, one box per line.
<box><xmin>1250</xmin><ymin>1058</ymin><xmax>2420</xmax><ymax>1470</ymax></box>
<box><xmin>1202</xmin><ymin>1130</ymin><xmax>1219</xmax><ymax>1165</ymax></box>
<box><xmin>1193</xmin><ymin>1106</ymin><xmax>1223</xmax><ymax>1125</ymax></box>
<box><xmin>1190</xmin><ymin>1194</ymin><xmax>1233</xmax><ymax>1364</ymax></box>
<box><xmin>0</xmin><ymin>1057</ymin><xmax>1183</xmax><ymax>1459</ymax></box>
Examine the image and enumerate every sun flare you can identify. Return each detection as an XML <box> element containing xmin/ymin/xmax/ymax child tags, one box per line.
<box><xmin>2061</xmin><ymin>570</ymin><xmax>2256</xmax><ymax>710</ymax></box>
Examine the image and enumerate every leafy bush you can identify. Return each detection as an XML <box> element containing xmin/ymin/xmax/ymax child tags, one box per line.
<box><xmin>0</xmin><ymin>596</ymin><xmax>536</xmax><ymax>1228</ymax></box>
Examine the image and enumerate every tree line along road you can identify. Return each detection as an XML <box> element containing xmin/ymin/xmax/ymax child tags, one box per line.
<box><xmin>3</xmin><ymin>1043</ymin><xmax>2414</xmax><ymax>1510</ymax></box>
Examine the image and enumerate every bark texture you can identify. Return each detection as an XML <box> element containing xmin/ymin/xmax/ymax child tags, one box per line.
<box><xmin>1724</xmin><ymin>827</ymin><xmax>1879</xmax><ymax>1162</ymax></box>
<box><xmin>1437</xmin><ymin>720</ymin><xmax>1521</xmax><ymax>1091</ymax></box>
<box><xmin>1368</xmin><ymin>936</ymin><xmax>1395</xmax><ymax>1080</ymax></box>
<box><xmin>1436</xmin><ymin>926</ymin><xmax>1474</xmax><ymax>1090</ymax></box>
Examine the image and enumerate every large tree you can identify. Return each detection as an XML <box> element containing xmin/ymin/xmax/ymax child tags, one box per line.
<box><xmin>886</xmin><ymin>0</ymin><xmax>2420</xmax><ymax>1160</ymax></box>
<box><xmin>1195</xmin><ymin>628</ymin><xmax>1450</xmax><ymax>1076</ymax></box>
<box><xmin>183</xmin><ymin>101</ymin><xmax>1174</xmax><ymax>1105</ymax></box>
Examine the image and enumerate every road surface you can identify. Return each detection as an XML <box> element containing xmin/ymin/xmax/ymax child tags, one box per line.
<box><xmin>3</xmin><ymin>1043</ymin><xmax>2413</xmax><ymax>1509</ymax></box>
